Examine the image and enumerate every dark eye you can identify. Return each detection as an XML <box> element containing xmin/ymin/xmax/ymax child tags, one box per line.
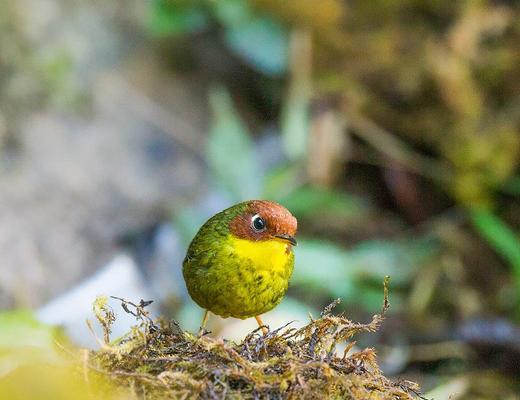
<box><xmin>251</xmin><ymin>214</ymin><xmax>266</xmax><ymax>232</ymax></box>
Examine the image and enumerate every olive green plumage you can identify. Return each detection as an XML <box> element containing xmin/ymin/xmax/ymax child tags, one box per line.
<box><xmin>182</xmin><ymin>201</ymin><xmax>295</xmax><ymax>319</ymax></box>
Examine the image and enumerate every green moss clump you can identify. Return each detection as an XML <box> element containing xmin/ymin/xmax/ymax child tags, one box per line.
<box><xmin>88</xmin><ymin>282</ymin><xmax>421</xmax><ymax>399</ymax></box>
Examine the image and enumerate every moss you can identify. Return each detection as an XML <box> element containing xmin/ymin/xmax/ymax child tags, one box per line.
<box><xmin>88</xmin><ymin>279</ymin><xmax>422</xmax><ymax>399</ymax></box>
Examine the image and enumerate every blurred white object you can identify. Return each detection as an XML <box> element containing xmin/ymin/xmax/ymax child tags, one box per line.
<box><xmin>37</xmin><ymin>254</ymin><xmax>156</xmax><ymax>348</ymax></box>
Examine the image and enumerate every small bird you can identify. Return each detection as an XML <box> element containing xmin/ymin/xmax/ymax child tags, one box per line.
<box><xmin>182</xmin><ymin>200</ymin><xmax>297</xmax><ymax>335</ymax></box>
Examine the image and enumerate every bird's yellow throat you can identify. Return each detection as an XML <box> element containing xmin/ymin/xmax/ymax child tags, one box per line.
<box><xmin>228</xmin><ymin>235</ymin><xmax>292</xmax><ymax>273</ymax></box>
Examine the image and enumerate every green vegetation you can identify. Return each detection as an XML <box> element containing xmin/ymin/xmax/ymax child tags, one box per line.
<box><xmin>1</xmin><ymin>283</ymin><xmax>424</xmax><ymax>399</ymax></box>
<box><xmin>90</xmin><ymin>281</ymin><xmax>422</xmax><ymax>399</ymax></box>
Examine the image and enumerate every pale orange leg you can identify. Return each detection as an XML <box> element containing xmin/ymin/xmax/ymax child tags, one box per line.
<box><xmin>255</xmin><ymin>315</ymin><xmax>268</xmax><ymax>335</ymax></box>
<box><xmin>197</xmin><ymin>309</ymin><xmax>210</xmax><ymax>337</ymax></box>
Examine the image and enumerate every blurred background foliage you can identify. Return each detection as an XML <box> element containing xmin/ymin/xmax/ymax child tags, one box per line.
<box><xmin>1</xmin><ymin>0</ymin><xmax>520</xmax><ymax>398</ymax></box>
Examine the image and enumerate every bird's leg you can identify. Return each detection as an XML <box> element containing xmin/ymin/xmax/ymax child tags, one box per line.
<box><xmin>197</xmin><ymin>310</ymin><xmax>210</xmax><ymax>337</ymax></box>
<box><xmin>255</xmin><ymin>315</ymin><xmax>268</xmax><ymax>335</ymax></box>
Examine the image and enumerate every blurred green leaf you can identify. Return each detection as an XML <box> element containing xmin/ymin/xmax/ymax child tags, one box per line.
<box><xmin>0</xmin><ymin>311</ymin><xmax>64</xmax><ymax>378</ymax></box>
<box><xmin>355</xmin><ymin>286</ymin><xmax>404</xmax><ymax>312</ymax></box>
<box><xmin>293</xmin><ymin>239</ymin><xmax>355</xmax><ymax>299</ymax></box>
<box><xmin>149</xmin><ymin>0</ymin><xmax>208</xmax><ymax>36</ymax></box>
<box><xmin>207</xmin><ymin>86</ymin><xmax>262</xmax><ymax>201</ymax></box>
<box><xmin>348</xmin><ymin>240</ymin><xmax>435</xmax><ymax>285</ymax></box>
<box><xmin>262</xmin><ymin>162</ymin><xmax>302</xmax><ymax>200</ymax></box>
<box><xmin>280</xmin><ymin>186</ymin><xmax>365</xmax><ymax>219</ymax></box>
<box><xmin>281</xmin><ymin>90</ymin><xmax>309</xmax><ymax>160</ymax></box>
<box><xmin>293</xmin><ymin>238</ymin><xmax>437</xmax><ymax>309</ymax></box>
<box><xmin>212</xmin><ymin>0</ymin><xmax>252</xmax><ymax>26</ymax></box>
<box><xmin>224</xmin><ymin>17</ymin><xmax>288</xmax><ymax>76</ymax></box>
<box><xmin>0</xmin><ymin>311</ymin><xmax>59</xmax><ymax>350</ymax></box>
<box><xmin>471</xmin><ymin>209</ymin><xmax>520</xmax><ymax>288</ymax></box>
<box><xmin>281</xmin><ymin>30</ymin><xmax>311</xmax><ymax>160</ymax></box>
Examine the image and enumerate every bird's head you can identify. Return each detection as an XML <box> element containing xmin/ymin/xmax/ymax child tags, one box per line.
<box><xmin>229</xmin><ymin>200</ymin><xmax>297</xmax><ymax>246</ymax></box>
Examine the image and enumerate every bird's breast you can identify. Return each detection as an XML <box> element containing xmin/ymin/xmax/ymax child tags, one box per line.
<box><xmin>227</xmin><ymin>235</ymin><xmax>293</xmax><ymax>274</ymax></box>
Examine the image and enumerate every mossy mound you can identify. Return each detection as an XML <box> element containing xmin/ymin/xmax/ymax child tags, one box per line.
<box><xmin>88</xmin><ymin>282</ymin><xmax>421</xmax><ymax>399</ymax></box>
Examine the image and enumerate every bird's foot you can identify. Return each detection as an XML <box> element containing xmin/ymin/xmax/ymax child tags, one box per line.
<box><xmin>255</xmin><ymin>315</ymin><xmax>269</xmax><ymax>336</ymax></box>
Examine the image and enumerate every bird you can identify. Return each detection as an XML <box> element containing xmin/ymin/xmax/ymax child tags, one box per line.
<box><xmin>182</xmin><ymin>200</ymin><xmax>297</xmax><ymax>335</ymax></box>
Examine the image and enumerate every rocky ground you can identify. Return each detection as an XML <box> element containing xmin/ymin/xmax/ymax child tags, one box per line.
<box><xmin>0</xmin><ymin>0</ymin><xmax>207</xmax><ymax>308</ymax></box>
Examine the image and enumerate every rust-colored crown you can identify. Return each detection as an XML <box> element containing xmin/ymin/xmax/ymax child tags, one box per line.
<box><xmin>229</xmin><ymin>200</ymin><xmax>297</xmax><ymax>242</ymax></box>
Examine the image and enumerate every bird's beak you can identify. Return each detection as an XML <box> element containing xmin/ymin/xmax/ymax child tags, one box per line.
<box><xmin>273</xmin><ymin>234</ymin><xmax>297</xmax><ymax>246</ymax></box>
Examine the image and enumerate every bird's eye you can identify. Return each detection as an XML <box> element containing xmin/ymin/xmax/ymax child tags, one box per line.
<box><xmin>251</xmin><ymin>214</ymin><xmax>266</xmax><ymax>232</ymax></box>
